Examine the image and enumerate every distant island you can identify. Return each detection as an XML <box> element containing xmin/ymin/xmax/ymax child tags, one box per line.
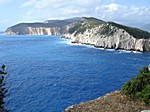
<box><xmin>5</xmin><ymin>17</ymin><xmax>150</xmax><ymax>52</ymax></box>
<box><xmin>64</xmin><ymin>66</ymin><xmax>150</xmax><ymax>112</ymax></box>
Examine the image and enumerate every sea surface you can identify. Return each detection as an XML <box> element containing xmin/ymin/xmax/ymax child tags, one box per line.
<box><xmin>0</xmin><ymin>35</ymin><xmax>150</xmax><ymax>112</ymax></box>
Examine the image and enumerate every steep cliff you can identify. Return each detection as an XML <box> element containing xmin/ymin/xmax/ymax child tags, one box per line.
<box><xmin>5</xmin><ymin>17</ymin><xmax>150</xmax><ymax>52</ymax></box>
<box><xmin>62</xmin><ymin>17</ymin><xmax>150</xmax><ymax>52</ymax></box>
<box><xmin>5</xmin><ymin>17</ymin><xmax>80</xmax><ymax>35</ymax></box>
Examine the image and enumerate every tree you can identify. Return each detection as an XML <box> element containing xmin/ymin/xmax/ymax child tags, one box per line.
<box><xmin>0</xmin><ymin>65</ymin><xmax>9</xmax><ymax>112</ymax></box>
<box><xmin>121</xmin><ymin>66</ymin><xmax>150</xmax><ymax>105</ymax></box>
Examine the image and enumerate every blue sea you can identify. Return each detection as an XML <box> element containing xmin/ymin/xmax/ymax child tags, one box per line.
<box><xmin>0</xmin><ymin>35</ymin><xmax>150</xmax><ymax>112</ymax></box>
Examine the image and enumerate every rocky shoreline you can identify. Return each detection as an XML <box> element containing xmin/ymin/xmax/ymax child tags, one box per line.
<box><xmin>61</xmin><ymin>23</ymin><xmax>150</xmax><ymax>52</ymax></box>
<box><xmin>61</xmin><ymin>34</ymin><xmax>149</xmax><ymax>53</ymax></box>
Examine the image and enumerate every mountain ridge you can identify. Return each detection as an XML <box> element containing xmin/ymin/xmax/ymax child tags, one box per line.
<box><xmin>5</xmin><ymin>17</ymin><xmax>150</xmax><ymax>52</ymax></box>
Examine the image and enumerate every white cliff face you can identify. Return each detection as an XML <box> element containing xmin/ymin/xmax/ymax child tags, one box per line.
<box><xmin>5</xmin><ymin>26</ymin><xmax>68</xmax><ymax>35</ymax></box>
<box><xmin>5</xmin><ymin>30</ymin><xmax>16</xmax><ymax>35</ymax></box>
<box><xmin>62</xmin><ymin>25</ymin><xmax>150</xmax><ymax>52</ymax></box>
<box><xmin>27</xmin><ymin>27</ymin><xmax>64</xmax><ymax>35</ymax></box>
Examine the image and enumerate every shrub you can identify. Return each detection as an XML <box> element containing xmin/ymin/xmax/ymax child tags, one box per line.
<box><xmin>0</xmin><ymin>64</ymin><xmax>9</xmax><ymax>112</ymax></box>
<box><xmin>121</xmin><ymin>66</ymin><xmax>150</xmax><ymax>105</ymax></box>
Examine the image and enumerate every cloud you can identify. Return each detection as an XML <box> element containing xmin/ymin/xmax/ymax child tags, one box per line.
<box><xmin>96</xmin><ymin>3</ymin><xmax>150</xmax><ymax>24</ymax></box>
<box><xmin>22</xmin><ymin>0</ymin><xmax>36</xmax><ymax>7</ymax></box>
<box><xmin>21</xmin><ymin>0</ymin><xmax>150</xmax><ymax>25</ymax></box>
<box><xmin>105</xmin><ymin>3</ymin><xmax>119</xmax><ymax>11</ymax></box>
<box><xmin>21</xmin><ymin>0</ymin><xmax>102</xmax><ymax>20</ymax></box>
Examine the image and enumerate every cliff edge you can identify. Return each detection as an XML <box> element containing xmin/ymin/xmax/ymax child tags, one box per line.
<box><xmin>63</xmin><ymin>90</ymin><xmax>150</xmax><ymax>112</ymax></box>
<box><xmin>64</xmin><ymin>66</ymin><xmax>150</xmax><ymax>112</ymax></box>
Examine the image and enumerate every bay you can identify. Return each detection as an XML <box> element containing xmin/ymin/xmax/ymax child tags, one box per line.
<box><xmin>0</xmin><ymin>35</ymin><xmax>150</xmax><ymax>112</ymax></box>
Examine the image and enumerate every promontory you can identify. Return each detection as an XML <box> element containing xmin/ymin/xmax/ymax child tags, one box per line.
<box><xmin>5</xmin><ymin>17</ymin><xmax>150</xmax><ymax>52</ymax></box>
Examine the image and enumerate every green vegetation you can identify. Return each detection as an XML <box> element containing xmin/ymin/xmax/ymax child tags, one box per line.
<box><xmin>109</xmin><ymin>22</ymin><xmax>150</xmax><ymax>39</ymax></box>
<box><xmin>82</xmin><ymin>17</ymin><xmax>105</xmax><ymax>25</ymax></box>
<box><xmin>99</xmin><ymin>23</ymin><xmax>116</xmax><ymax>36</ymax></box>
<box><xmin>68</xmin><ymin>17</ymin><xmax>105</xmax><ymax>36</ymax></box>
<box><xmin>121</xmin><ymin>66</ymin><xmax>150</xmax><ymax>105</ymax></box>
<box><xmin>0</xmin><ymin>64</ymin><xmax>8</xmax><ymax>112</ymax></box>
<box><xmin>69</xmin><ymin>17</ymin><xmax>150</xmax><ymax>39</ymax></box>
<box><xmin>68</xmin><ymin>21</ymin><xmax>82</xmax><ymax>34</ymax></box>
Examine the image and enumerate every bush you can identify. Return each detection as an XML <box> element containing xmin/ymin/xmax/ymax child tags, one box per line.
<box><xmin>121</xmin><ymin>66</ymin><xmax>150</xmax><ymax>105</ymax></box>
<box><xmin>0</xmin><ymin>64</ymin><xmax>9</xmax><ymax>112</ymax></box>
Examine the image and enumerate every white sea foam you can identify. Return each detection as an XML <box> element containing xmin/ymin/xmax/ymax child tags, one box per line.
<box><xmin>118</xmin><ymin>50</ymin><xmax>132</xmax><ymax>53</ymax></box>
<box><xmin>60</xmin><ymin>39</ymin><xmax>143</xmax><ymax>54</ymax></box>
<box><xmin>105</xmin><ymin>49</ymin><xmax>115</xmax><ymax>51</ymax></box>
<box><xmin>117</xmin><ymin>50</ymin><xmax>142</xmax><ymax>54</ymax></box>
<box><xmin>132</xmin><ymin>51</ymin><xmax>142</xmax><ymax>54</ymax></box>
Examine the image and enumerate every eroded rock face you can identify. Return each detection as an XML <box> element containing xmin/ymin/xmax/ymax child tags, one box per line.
<box><xmin>5</xmin><ymin>26</ymin><xmax>68</xmax><ymax>35</ymax></box>
<box><xmin>5</xmin><ymin>17</ymin><xmax>80</xmax><ymax>35</ymax></box>
<box><xmin>62</xmin><ymin>25</ymin><xmax>150</xmax><ymax>52</ymax></box>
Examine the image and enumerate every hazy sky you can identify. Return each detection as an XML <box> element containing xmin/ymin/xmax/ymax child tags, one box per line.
<box><xmin>0</xmin><ymin>0</ymin><xmax>150</xmax><ymax>31</ymax></box>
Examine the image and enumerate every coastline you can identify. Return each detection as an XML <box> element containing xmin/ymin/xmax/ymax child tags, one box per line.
<box><xmin>61</xmin><ymin>36</ymin><xmax>143</xmax><ymax>54</ymax></box>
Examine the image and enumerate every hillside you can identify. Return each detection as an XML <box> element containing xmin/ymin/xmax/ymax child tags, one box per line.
<box><xmin>63</xmin><ymin>17</ymin><xmax>150</xmax><ymax>52</ymax></box>
<box><xmin>5</xmin><ymin>17</ymin><xmax>80</xmax><ymax>35</ymax></box>
<box><xmin>68</xmin><ymin>18</ymin><xmax>150</xmax><ymax>39</ymax></box>
<box><xmin>5</xmin><ymin>17</ymin><xmax>150</xmax><ymax>39</ymax></box>
<box><xmin>5</xmin><ymin>17</ymin><xmax>150</xmax><ymax>52</ymax></box>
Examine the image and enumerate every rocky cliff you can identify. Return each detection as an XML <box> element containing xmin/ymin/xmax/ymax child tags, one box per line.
<box><xmin>5</xmin><ymin>17</ymin><xmax>80</xmax><ymax>35</ymax></box>
<box><xmin>6</xmin><ymin>26</ymin><xmax>66</xmax><ymax>35</ymax></box>
<box><xmin>62</xmin><ymin>17</ymin><xmax>150</xmax><ymax>52</ymax></box>
<box><xmin>5</xmin><ymin>17</ymin><xmax>150</xmax><ymax>52</ymax></box>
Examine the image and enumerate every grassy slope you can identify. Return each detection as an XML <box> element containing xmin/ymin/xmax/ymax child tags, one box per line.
<box><xmin>109</xmin><ymin>22</ymin><xmax>150</xmax><ymax>39</ymax></box>
<box><xmin>6</xmin><ymin>17</ymin><xmax>150</xmax><ymax>39</ymax></box>
<box><xmin>69</xmin><ymin>17</ymin><xmax>150</xmax><ymax>39</ymax></box>
<box><xmin>68</xmin><ymin>17</ymin><xmax>105</xmax><ymax>36</ymax></box>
